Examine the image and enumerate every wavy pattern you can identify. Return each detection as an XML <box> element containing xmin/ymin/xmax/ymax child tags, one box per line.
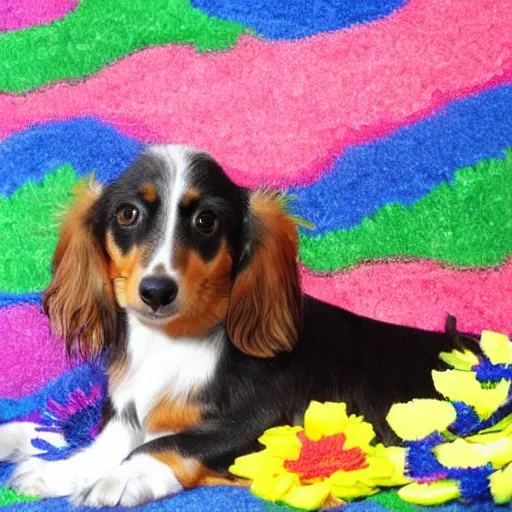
<box><xmin>0</xmin><ymin>0</ymin><xmax>248</xmax><ymax>93</ymax></box>
<box><xmin>3</xmin><ymin>257</ymin><xmax>510</xmax><ymax>338</ymax></box>
<box><xmin>2</xmin><ymin>150</ymin><xmax>511</xmax><ymax>295</ymax></box>
<box><xmin>0</xmin><ymin>0</ymin><xmax>78</xmax><ymax>32</ymax></box>
<box><xmin>0</xmin><ymin>118</ymin><xmax>141</xmax><ymax>197</ymax></box>
<box><xmin>292</xmin><ymin>85</ymin><xmax>512</xmax><ymax>234</ymax></box>
<box><xmin>191</xmin><ymin>0</ymin><xmax>406</xmax><ymax>40</ymax></box>
<box><xmin>0</xmin><ymin>166</ymin><xmax>77</xmax><ymax>293</ymax></box>
<box><xmin>3</xmin><ymin>85</ymin><xmax>512</xmax><ymax>227</ymax></box>
<box><xmin>1</xmin><ymin>0</ymin><xmax>511</xmax><ymax>508</ymax></box>
<box><xmin>299</xmin><ymin>151</ymin><xmax>512</xmax><ymax>271</ymax></box>
<box><xmin>0</xmin><ymin>304</ymin><xmax>69</xmax><ymax>399</ymax></box>
<box><xmin>1</xmin><ymin>0</ymin><xmax>511</xmax><ymax>188</ymax></box>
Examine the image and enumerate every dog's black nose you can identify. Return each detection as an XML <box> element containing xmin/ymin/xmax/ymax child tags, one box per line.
<box><xmin>139</xmin><ymin>276</ymin><xmax>178</xmax><ymax>311</ymax></box>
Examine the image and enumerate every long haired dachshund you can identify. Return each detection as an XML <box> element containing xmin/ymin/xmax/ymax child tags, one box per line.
<box><xmin>0</xmin><ymin>145</ymin><xmax>477</xmax><ymax>507</ymax></box>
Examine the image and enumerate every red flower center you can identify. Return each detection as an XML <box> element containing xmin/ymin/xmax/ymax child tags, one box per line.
<box><xmin>284</xmin><ymin>431</ymin><xmax>368</xmax><ymax>482</ymax></box>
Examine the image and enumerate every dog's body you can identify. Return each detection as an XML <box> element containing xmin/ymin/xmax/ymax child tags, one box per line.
<box><xmin>0</xmin><ymin>145</ymin><xmax>477</xmax><ymax>507</ymax></box>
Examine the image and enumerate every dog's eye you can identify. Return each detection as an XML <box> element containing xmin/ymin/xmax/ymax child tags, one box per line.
<box><xmin>194</xmin><ymin>211</ymin><xmax>218</xmax><ymax>235</ymax></box>
<box><xmin>116</xmin><ymin>206</ymin><xmax>139</xmax><ymax>226</ymax></box>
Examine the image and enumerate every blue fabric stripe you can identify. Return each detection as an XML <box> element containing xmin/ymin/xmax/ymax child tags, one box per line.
<box><xmin>0</xmin><ymin>118</ymin><xmax>142</xmax><ymax>197</ymax></box>
<box><xmin>291</xmin><ymin>84</ymin><xmax>512</xmax><ymax>235</ymax></box>
<box><xmin>0</xmin><ymin>293</ymin><xmax>42</xmax><ymax>308</ymax></box>
<box><xmin>191</xmin><ymin>0</ymin><xmax>407</xmax><ymax>40</ymax></box>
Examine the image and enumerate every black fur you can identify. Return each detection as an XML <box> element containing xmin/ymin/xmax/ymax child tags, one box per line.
<box><xmin>84</xmin><ymin>148</ymin><xmax>480</xmax><ymax>477</ymax></box>
<box><xmin>131</xmin><ymin>296</ymin><xmax>478</xmax><ymax>470</ymax></box>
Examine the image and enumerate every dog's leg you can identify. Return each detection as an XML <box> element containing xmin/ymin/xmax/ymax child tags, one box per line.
<box><xmin>74</xmin><ymin>409</ymin><xmax>278</xmax><ymax>508</ymax></box>
<box><xmin>9</xmin><ymin>418</ymin><xmax>142</xmax><ymax>498</ymax></box>
<box><xmin>0</xmin><ymin>422</ymin><xmax>67</xmax><ymax>462</ymax></box>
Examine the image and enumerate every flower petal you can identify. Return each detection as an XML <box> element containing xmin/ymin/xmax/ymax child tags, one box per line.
<box><xmin>480</xmin><ymin>330</ymin><xmax>512</xmax><ymax>365</ymax></box>
<box><xmin>281</xmin><ymin>482</ymin><xmax>331</xmax><ymax>510</ymax></box>
<box><xmin>465</xmin><ymin>436</ymin><xmax>512</xmax><ymax>469</ymax></box>
<box><xmin>304</xmin><ymin>401</ymin><xmax>348</xmax><ymax>441</ymax></box>
<box><xmin>439</xmin><ymin>348</ymin><xmax>480</xmax><ymax>371</ymax></box>
<box><xmin>327</xmin><ymin>448</ymin><xmax>408</xmax><ymax>490</ymax></box>
<box><xmin>398</xmin><ymin>481</ymin><xmax>461</xmax><ymax>505</ymax></box>
<box><xmin>434</xmin><ymin>439</ymin><xmax>489</xmax><ymax>468</ymax></box>
<box><xmin>330</xmin><ymin>482</ymin><xmax>378</xmax><ymax>500</ymax></box>
<box><xmin>251</xmin><ymin>473</ymin><xmax>298</xmax><ymax>502</ymax></box>
<box><xmin>365</xmin><ymin>448</ymin><xmax>410</xmax><ymax>487</ymax></box>
<box><xmin>343</xmin><ymin>415</ymin><xmax>375</xmax><ymax>450</ymax></box>
<box><xmin>329</xmin><ymin>468</ymin><xmax>372</xmax><ymax>487</ymax></box>
<box><xmin>386</xmin><ymin>399</ymin><xmax>456</xmax><ymax>440</ymax></box>
<box><xmin>380</xmin><ymin>446</ymin><xmax>411</xmax><ymax>486</ymax></box>
<box><xmin>259</xmin><ymin>425</ymin><xmax>303</xmax><ymax>444</ymax></box>
<box><xmin>229</xmin><ymin>452</ymin><xmax>283</xmax><ymax>480</ymax></box>
<box><xmin>258</xmin><ymin>426</ymin><xmax>303</xmax><ymax>459</ymax></box>
<box><xmin>489</xmin><ymin>463</ymin><xmax>512</xmax><ymax>504</ymax></box>
<box><xmin>432</xmin><ymin>370</ymin><xmax>510</xmax><ymax>419</ymax></box>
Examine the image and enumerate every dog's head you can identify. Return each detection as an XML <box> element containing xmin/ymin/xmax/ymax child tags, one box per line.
<box><xmin>43</xmin><ymin>145</ymin><xmax>302</xmax><ymax>360</ymax></box>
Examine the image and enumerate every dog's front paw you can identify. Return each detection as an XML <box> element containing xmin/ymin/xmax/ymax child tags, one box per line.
<box><xmin>9</xmin><ymin>457</ymin><xmax>86</xmax><ymax>497</ymax></box>
<box><xmin>72</xmin><ymin>455</ymin><xmax>183</xmax><ymax>508</ymax></box>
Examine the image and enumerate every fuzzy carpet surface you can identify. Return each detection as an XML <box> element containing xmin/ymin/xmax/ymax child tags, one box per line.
<box><xmin>0</xmin><ymin>0</ymin><xmax>511</xmax><ymax>510</ymax></box>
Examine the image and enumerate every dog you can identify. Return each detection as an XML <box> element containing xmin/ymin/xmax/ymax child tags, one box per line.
<box><xmin>0</xmin><ymin>145</ymin><xmax>478</xmax><ymax>507</ymax></box>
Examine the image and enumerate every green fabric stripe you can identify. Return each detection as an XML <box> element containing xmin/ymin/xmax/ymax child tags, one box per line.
<box><xmin>2</xmin><ymin>151</ymin><xmax>511</xmax><ymax>294</ymax></box>
<box><xmin>0</xmin><ymin>486</ymin><xmax>39</xmax><ymax>506</ymax></box>
<box><xmin>366</xmin><ymin>490</ymin><xmax>416</xmax><ymax>511</ymax></box>
<box><xmin>299</xmin><ymin>150</ymin><xmax>512</xmax><ymax>271</ymax></box>
<box><xmin>0</xmin><ymin>0</ymin><xmax>250</xmax><ymax>94</ymax></box>
<box><xmin>0</xmin><ymin>166</ymin><xmax>77</xmax><ymax>293</ymax></box>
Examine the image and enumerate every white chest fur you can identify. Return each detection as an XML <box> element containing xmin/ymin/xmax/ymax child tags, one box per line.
<box><xmin>110</xmin><ymin>316</ymin><xmax>222</xmax><ymax>422</ymax></box>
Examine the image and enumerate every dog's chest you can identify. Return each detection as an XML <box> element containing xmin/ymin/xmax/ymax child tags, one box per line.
<box><xmin>110</xmin><ymin>317</ymin><xmax>221</xmax><ymax>422</ymax></box>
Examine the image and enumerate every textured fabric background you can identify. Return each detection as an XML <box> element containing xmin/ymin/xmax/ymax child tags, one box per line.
<box><xmin>0</xmin><ymin>0</ymin><xmax>511</xmax><ymax>509</ymax></box>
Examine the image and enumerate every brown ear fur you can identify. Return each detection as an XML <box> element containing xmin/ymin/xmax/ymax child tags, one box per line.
<box><xmin>42</xmin><ymin>180</ymin><xmax>117</xmax><ymax>359</ymax></box>
<box><xmin>226</xmin><ymin>191</ymin><xmax>302</xmax><ymax>358</ymax></box>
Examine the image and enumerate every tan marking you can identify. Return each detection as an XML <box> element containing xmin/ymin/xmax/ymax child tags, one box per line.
<box><xmin>157</xmin><ymin>238</ymin><xmax>233</xmax><ymax>338</ymax></box>
<box><xmin>152</xmin><ymin>453</ymin><xmax>211</xmax><ymax>489</ymax></box>
<box><xmin>146</xmin><ymin>397</ymin><xmax>202</xmax><ymax>434</ymax></box>
<box><xmin>113</xmin><ymin>278</ymin><xmax>127</xmax><ymax>308</ymax></box>
<box><xmin>152</xmin><ymin>453</ymin><xmax>271</xmax><ymax>491</ymax></box>
<box><xmin>139</xmin><ymin>183</ymin><xmax>158</xmax><ymax>203</ymax></box>
<box><xmin>106</xmin><ymin>232</ymin><xmax>144</xmax><ymax>308</ymax></box>
<box><xmin>198</xmin><ymin>474</ymin><xmax>250</xmax><ymax>487</ymax></box>
<box><xmin>180</xmin><ymin>188</ymin><xmax>201</xmax><ymax>208</ymax></box>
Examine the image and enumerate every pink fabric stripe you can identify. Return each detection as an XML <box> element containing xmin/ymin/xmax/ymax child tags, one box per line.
<box><xmin>2</xmin><ymin>260</ymin><xmax>510</xmax><ymax>397</ymax></box>
<box><xmin>301</xmin><ymin>261</ymin><xmax>512</xmax><ymax>336</ymax></box>
<box><xmin>0</xmin><ymin>304</ymin><xmax>70</xmax><ymax>399</ymax></box>
<box><xmin>2</xmin><ymin>0</ymin><xmax>511</xmax><ymax>187</ymax></box>
<box><xmin>0</xmin><ymin>0</ymin><xmax>78</xmax><ymax>32</ymax></box>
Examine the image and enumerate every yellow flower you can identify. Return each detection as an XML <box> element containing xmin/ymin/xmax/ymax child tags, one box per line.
<box><xmin>398</xmin><ymin>481</ymin><xmax>461</xmax><ymax>505</ymax></box>
<box><xmin>304</xmin><ymin>401</ymin><xmax>349</xmax><ymax>441</ymax></box>
<box><xmin>439</xmin><ymin>348</ymin><xmax>479</xmax><ymax>371</ymax></box>
<box><xmin>480</xmin><ymin>331</ymin><xmax>512</xmax><ymax>365</ymax></box>
<box><xmin>229</xmin><ymin>401</ymin><xmax>406</xmax><ymax>510</ymax></box>
<box><xmin>386</xmin><ymin>399</ymin><xmax>456</xmax><ymax>441</ymax></box>
<box><xmin>489</xmin><ymin>462</ymin><xmax>512</xmax><ymax>504</ymax></box>
<box><xmin>432</xmin><ymin>370</ymin><xmax>510</xmax><ymax>419</ymax></box>
<box><xmin>434</xmin><ymin>438</ymin><xmax>489</xmax><ymax>468</ymax></box>
<box><xmin>258</xmin><ymin>426</ymin><xmax>303</xmax><ymax>459</ymax></box>
<box><xmin>463</xmin><ymin>433</ymin><xmax>512</xmax><ymax>469</ymax></box>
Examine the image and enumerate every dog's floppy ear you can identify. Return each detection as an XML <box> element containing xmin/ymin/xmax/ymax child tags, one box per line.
<box><xmin>42</xmin><ymin>179</ymin><xmax>117</xmax><ymax>359</ymax></box>
<box><xmin>226</xmin><ymin>191</ymin><xmax>302</xmax><ymax>357</ymax></box>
